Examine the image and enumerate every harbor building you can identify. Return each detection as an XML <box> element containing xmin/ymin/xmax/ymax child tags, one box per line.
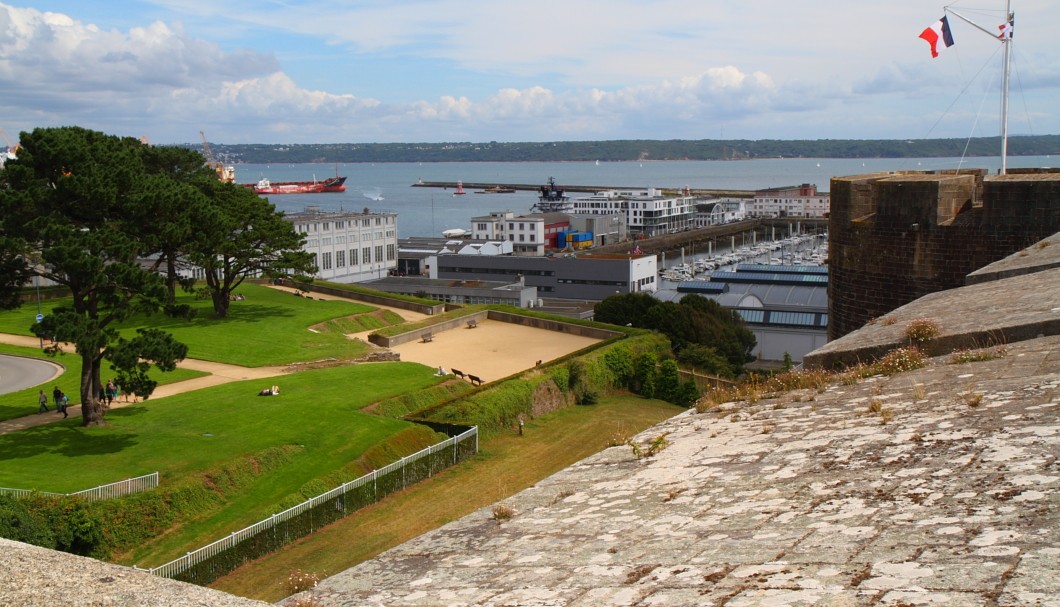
<box><xmin>432</xmin><ymin>253</ymin><xmax>658</xmax><ymax>301</ymax></box>
<box><xmin>694</xmin><ymin>197</ymin><xmax>749</xmax><ymax>227</ymax></box>
<box><xmin>358</xmin><ymin>275</ymin><xmax>536</xmax><ymax>307</ymax></box>
<box><xmin>286</xmin><ymin>207</ymin><xmax>398</xmax><ymax>283</ymax></box>
<box><xmin>747</xmin><ymin>184</ymin><xmax>829</xmax><ymax>218</ymax></box>
<box><xmin>395</xmin><ymin>236</ymin><xmax>512</xmax><ymax>276</ymax></box>
<box><xmin>568</xmin><ymin>188</ymin><xmax>695</xmax><ymax>237</ymax></box>
<box><xmin>470</xmin><ymin>210</ymin><xmax>571</xmax><ymax>255</ymax></box>
<box><xmin>655</xmin><ymin>263</ymin><xmax>828</xmax><ymax>364</ymax></box>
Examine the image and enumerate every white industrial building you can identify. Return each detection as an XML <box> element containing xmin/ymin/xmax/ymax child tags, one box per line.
<box><xmin>286</xmin><ymin>207</ymin><xmax>399</xmax><ymax>283</ymax></box>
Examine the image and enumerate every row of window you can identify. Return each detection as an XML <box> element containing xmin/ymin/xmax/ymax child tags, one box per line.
<box><xmin>555</xmin><ymin>279</ymin><xmax>629</xmax><ymax>286</ymax></box>
<box><xmin>317</xmin><ymin>244</ymin><xmax>396</xmax><ymax>271</ymax></box>
<box><xmin>301</xmin><ymin>217</ymin><xmax>393</xmax><ymax>232</ymax></box>
<box><xmin>441</xmin><ymin>267</ymin><xmax>555</xmax><ymax>277</ymax></box>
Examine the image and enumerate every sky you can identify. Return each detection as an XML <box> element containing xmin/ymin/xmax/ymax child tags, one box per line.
<box><xmin>1</xmin><ymin>1</ymin><xmax>1057</xmax><ymax>145</ymax></box>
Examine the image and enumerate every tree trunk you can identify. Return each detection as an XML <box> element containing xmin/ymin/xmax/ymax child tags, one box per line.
<box><xmin>212</xmin><ymin>290</ymin><xmax>230</xmax><ymax>319</ymax></box>
<box><xmin>166</xmin><ymin>254</ymin><xmax>178</xmax><ymax>304</ymax></box>
<box><xmin>80</xmin><ymin>351</ymin><xmax>104</xmax><ymax>426</ymax></box>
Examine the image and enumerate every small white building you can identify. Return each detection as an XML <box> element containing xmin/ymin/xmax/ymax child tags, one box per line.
<box><xmin>748</xmin><ymin>184</ymin><xmax>830</xmax><ymax>218</ymax></box>
<box><xmin>471</xmin><ymin>210</ymin><xmax>571</xmax><ymax>256</ymax></box>
<box><xmin>569</xmin><ymin>188</ymin><xmax>694</xmax><ymax>237</ymax></box>
<box><xmin>286</xmin><ymin>207</ymin><xmax>398</xmax><ymax>283</ymax></box>
<box><xmin>694</xmin><ymin>198</ymin><xmax>748</xmax><ymax>227</ymax></box>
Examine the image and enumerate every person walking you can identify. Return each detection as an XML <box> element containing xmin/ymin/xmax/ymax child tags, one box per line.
<box><xmin>57</xmin><ymin>392</ymin><xmax>69</xmax><ymax>418</ymax></box>
<box><xmin>37</xmin><ymin>390</ymin><xmax>48</xmax><ymax>413</ymax></box>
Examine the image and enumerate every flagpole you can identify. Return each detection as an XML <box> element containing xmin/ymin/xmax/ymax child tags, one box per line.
<box><xmin>999</xmin><ymin>0</ymin><xmax>1012</xmax><ymax>175</ymax></box>
<box><xmin>944</xmin><ymin>2</ymin><xmax>1013</xmax><ymax>175</ymax></box>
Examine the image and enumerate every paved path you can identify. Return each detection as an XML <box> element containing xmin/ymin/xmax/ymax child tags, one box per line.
<box><xmin>0</xmin><ymin>332</ymin><xmax>286</xmax><ymax>434</ymax></box>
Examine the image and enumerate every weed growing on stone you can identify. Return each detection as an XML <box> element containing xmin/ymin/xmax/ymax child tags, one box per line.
<box><xmin>875</xmin><ymin>346</ymin><xmax>927</xmax><ymax>375</ymax></box>
<box><xmin>949</xmin><ymin>346</ymin><xmax>1008</xmax><ymax>364</ymax></box>
<box><xmin>867</xmin><ymin>400</ymin><xmax>883</xmax><ymax>415</ymax></box>
<box><xmin>913</xmin><ymin>384</ymin><xmax>926</xmax><ymax>400</ymax></box>
<box><xmin>287</xmin><ymin>570</ymin><xmax>321</xmax><ymax>595</ymax></box>
<box><xmin>629</xmin><ymin>433</ymin><xmax>671</xmax><ymax>459</ymax></box>
<box><xmin>905</xmin><ymin>318</ymin><xmax>941</xmax><ymax>347</ymax></box>
<box><xmin>963</xmin><ymin>392</ymin><xmax>984</xmax><ymax>408</ymax></box>
<box><xmin>492</xmin><ymin>504</ymin><xmax>515</xmax><ymax>520</ymax></box>
<box><xmin>607</xmin><ymin>429</ymin><xmax>631</xmax><ymax>447</ymax></box>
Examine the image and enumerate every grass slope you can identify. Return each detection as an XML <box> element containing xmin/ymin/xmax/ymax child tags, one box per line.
<box><xmin>210</xmin><ymin>394</ymin><xmax>682</xmax><ymax>602</ymax></box>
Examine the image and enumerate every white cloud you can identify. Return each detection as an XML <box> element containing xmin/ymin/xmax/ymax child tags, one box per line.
<box><xmin>0</xmin><ymin>1</ymin><xmax>1057</xmax><ymax>143</ymax></box>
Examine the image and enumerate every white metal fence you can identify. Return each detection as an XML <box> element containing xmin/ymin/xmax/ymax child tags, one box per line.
<box><xmin>143</xmin><ymin>426</ymin><xmax>478</xmax><ymax>582</ymax></box>
<box><xmin>0</xmin><ymin>472</ymin><xmax>159</xmax><ymax>502</ymax></box>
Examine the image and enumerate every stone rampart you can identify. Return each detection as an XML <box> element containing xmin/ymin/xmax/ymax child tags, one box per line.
<box><xmin>828</xmin><ymin>169</ymin><xmax>1060</xmax><ymax>339</ymax></box>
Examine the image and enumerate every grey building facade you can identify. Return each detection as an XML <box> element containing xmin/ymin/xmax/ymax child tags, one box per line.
<box><xmin>433</xmin><ymin>253</ymin><xmax>658</xmax><ymax>301</ymax></box>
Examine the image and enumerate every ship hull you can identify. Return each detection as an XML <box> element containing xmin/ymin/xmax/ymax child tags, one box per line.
<box><xmin>245</xmin><ymin>176</ymin><xmax>347</xmax><ymax>195</ymax></box>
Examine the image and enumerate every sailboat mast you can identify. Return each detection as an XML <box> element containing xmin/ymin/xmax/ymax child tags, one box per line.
<box><xmin>999</xmin><ymin>0</ymin><xmax>1012</xmax><ymax>175</ymax></box>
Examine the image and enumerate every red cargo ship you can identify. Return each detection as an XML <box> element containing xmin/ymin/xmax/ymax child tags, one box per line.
<box><xmin>245</xmin><ymin>175</ymin><xmax>347</xmax><ymax>195</ymax></box>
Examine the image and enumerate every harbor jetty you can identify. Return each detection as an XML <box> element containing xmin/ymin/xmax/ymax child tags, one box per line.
<box><xmin>412</xmin><ymin>180</ymin><xmax>754</xmax><ymax>198</ymax></box>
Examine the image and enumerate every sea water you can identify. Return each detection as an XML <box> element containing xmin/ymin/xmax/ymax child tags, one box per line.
<box><xmin>234</xmin><ymin>156</ymin><xmax>1056</xmax><ymax>239</ymax></box>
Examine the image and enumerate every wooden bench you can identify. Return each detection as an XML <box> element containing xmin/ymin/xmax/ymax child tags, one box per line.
<box><xmin>466</xmin><ymin>319</ymin><xmax>478</xmax><ymax>329</ymax></box>
<box><xmin>451</xmin><ymin>369</ymin><xmax>465</xmax><ymax>379</ymax></box>
<box><xmin>467</xmin><ymin>374</ymin><xmax>483</xmax><ymax>386</ymax></box>
<box><xmin>421</xmin><ymin>332</ymin><xmax>433</xmax><ymax>343</ymax></box>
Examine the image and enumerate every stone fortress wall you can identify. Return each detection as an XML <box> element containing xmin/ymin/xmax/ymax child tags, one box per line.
<box><xmin>827</xmin><ymin>168</ymin><xmax>1060</xmax><ymax>340</ymax></box>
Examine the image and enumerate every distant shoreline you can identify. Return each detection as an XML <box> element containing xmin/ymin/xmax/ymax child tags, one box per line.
<box><xmin>192</xmin><ymin>135</ymin><xmax>1060</xmax><ymax>165</ymax></box>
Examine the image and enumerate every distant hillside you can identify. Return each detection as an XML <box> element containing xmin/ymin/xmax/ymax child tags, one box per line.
<box><xmin>190</xmin><ymin>135</ymin><xmax>1060</xmax><ymax>164</ymax></box>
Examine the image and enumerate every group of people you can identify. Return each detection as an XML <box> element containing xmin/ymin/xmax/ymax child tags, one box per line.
<box><xmin>36</xmin><ymin>379</ymin><xmax>121</xmax><ymax>419</ymax></box>
<box><xmin>38</xmin><ymin>386</ymin><xmax>69</xmax><ymax>418</ymax></box>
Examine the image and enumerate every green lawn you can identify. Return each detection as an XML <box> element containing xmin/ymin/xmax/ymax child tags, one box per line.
<box><xmin>0</xmin><ymin>283</ymin><xmax>380</xmax><ymax>367</ymax></box>
<box><xmin>0</xmin><ymin>343</ymin><xmax>207</xmax><ymax>422</ymax></box>
<box><xmin>0</xmin><ymin>362</ymin><xmax>442</xmax><ymax>492</ymax></box>
<box><xmin>0</xmin><ymin>362</ymin><xmax>451</xmax><ymax>566</ymax></box>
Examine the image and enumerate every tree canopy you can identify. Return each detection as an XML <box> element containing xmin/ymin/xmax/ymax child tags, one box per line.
<box><xmin>0</xmin><ymin>126</ymin><xmax>315</xmax><ymax>424</ymax></box>
<box><xmin>594</xmin><ymin>293</ymin><xmax>755</xmax><ymax>376</ymax></box>
<box><xmin>0</xmin><ymin>126</ymin><xmax>191</xmax><ymax>425</ymax></box>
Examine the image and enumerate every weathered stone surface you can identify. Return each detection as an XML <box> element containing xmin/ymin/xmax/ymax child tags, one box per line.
<box><xmin>290</xmin><ymin>335</ymin><xmax>1059</xmax><ymax>606</ymax></box>
<box><xmin>0</xmin><ymin>538</ymin><xmax>271</xmax><ymax>607</ymax></box>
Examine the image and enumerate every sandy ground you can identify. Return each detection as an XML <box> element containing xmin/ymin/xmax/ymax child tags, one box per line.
<box><xmin>390</xmin><ymin>318</ymin><xmax>600</xmax><ymax>383</ymax></box>
<box><xmin>0</xmin><ymin>290</ymin><xmax>603</xmax><ymax>432</ymax></box>
<box><xmin>267</xmin><ymin>284</ymin><xmax>601</xmax><ymax>382</ymax></box>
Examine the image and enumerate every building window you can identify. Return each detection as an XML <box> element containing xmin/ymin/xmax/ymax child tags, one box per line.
<box><xmin>350</xmin><ymin>248</ymin><xmax>358</xmax><ymax>265</ymax></box>
<box><xmin>322</xmin><ymin>251</ymin><xmax>332</xmax><ymax>270</ymax></box>
<box><xmin>363</xmin><ymin>247</ymin><xmax>371</xmax><ymax>264</ymax></box>
<box><xmin>386</xmin><ymin>244</ymin><xmax>395</xmax><ymax>261</ymax></box>
<box><xmin>336</xmin><ymin>249</ymin><xmax>345</xmax><ymax>267</ymax></box>
<box><xmin>375</xmin><ymin>245</ymin><xmax>383</xmax><ymax>263</ymax></box>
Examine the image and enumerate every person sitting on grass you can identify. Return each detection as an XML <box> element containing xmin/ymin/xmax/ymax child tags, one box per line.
<box><xmin>258</xmin><ymin>385</ymin><xmax>280</xmax><ymax>396</ymax></box>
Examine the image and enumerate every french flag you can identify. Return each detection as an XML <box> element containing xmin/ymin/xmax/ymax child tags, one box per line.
<box><xmin>919</xmin><ymin>15</ymin><xmax>955</xmax><ymax>58</ymax></box>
